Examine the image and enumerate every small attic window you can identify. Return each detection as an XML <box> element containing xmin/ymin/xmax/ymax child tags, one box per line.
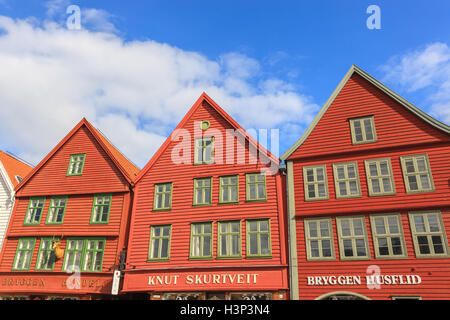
<box><xmin>15</xmin><ymin>175</ymin><xmax>23</xmax><ymax>183</ymax></box>
<box><xmin>349</xmin><ymin>116</ymin><xmax>377</xmax><ymax>145</ymax></box>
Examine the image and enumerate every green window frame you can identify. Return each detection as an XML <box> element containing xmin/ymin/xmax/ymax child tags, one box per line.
<box><xmin>246</xmin><ymin>173</ymin><xmax>267</xmax><ymax>202</ymax></box>
<box><xmin>193</xmin><ymin>177</ymin><xmax>212</xmax><ymax>206</ymax></box>
<box><xmin>148</xmin><ymin>225</ymin><xmax>172</xmax><ymax>261</ymax></box>
<box><xmin>194</xmin><ymin>137</ymin><xmax>214</xmax><ymax>164</ymax></box>
<box><xmin>24</xmin><ymin>197</ymin><xmax>46</xmax><ymax>225</ymax></box>
<box><xmin>408</xmin><ymin>211</ymin><xmax>449</xmax><ymax>258</ymax></box>
<box><xmin>364</xmin><ymin>158</ymin><xmax>396</xmax><ymax>196</ymax></box>
<box><xmin>349</xmin><ymin>116</ymin><xmax>377</xmax><ymax>145</ymax></box>
<box><xmin>332</xmin><ymin>162</ymin><xmax>361</xmax><ymax>199</ymax></box>
<box><xmin>46</xmin><ymin>196</ymin><xmax>67</xmax><ymax>225</ymax></box>
<box><xmin>62</xmin><ymin>238</ymin><xmax>106</xmax><ymax>272</ymax></box>
<box><xmin>190</xmin><ymin>222</ymin><xmax>213</xmax><ymax>259</ymax></box>
<box><xmin>303</xmin><ymin>165</ymin><xmax>329</xmax><ymax>201</ymax></box>
<box><xmin>153</xmin><ymin>183</ymin><xmax>173</xmax><ymax>211</ymax></box>
<box><xmin>246</xmin><ymin>219</ymin><xmax>272</xmax><ymax>258</ymax></box>
<box><xmin>35</xmin><ymin>238</ymin><xmax>58</xmax><ymax>271</ymax></box>
<box><xmin>219</xmin><ymin>175</ymin><xmax>239</xmax><ymax>204</ymax></box>
<box><xmin>304</xmin><ymin>218</ymin><xmax>335</xmax><ymax>261</ymax></box>
<box><xmin>400</xmin><ymin>154</ymin><xmax>435</xmax><ymax>194</ymax></box>
<box><xmin>12</xmin><ymin>238</ymin><xmax>36</xmax><ymax>271</ymax></box>
<box><xmin>369</xmin><ymin>214</ymin><xmax>407</xmax><ymax>259</ymax></box>
<box><xmin>90</xmin><ymin>194</ymin><xmax>112</xmax><ymax>224</ymax></box>
<box><xmin>66</xmin><ymin>153</ymin><xmax>86</xmax><ymax>176</ymax></box>
<box><xmin>218</xmin><ymin>221</ymin><xmax>241</xmax><ymax>259</ymax></box>
<box><xmin>336</xmin><ymin>216</ymin><xmax>370</xmax><ymax>260</ymax></box>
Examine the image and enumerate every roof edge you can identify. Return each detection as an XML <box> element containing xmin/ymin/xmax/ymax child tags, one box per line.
<box><xmin>281</xmin><ymin>64</ymin><xmax>450</xmax><ymax>161</ymax></box>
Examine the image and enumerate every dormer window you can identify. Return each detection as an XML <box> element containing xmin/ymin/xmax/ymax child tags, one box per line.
<box><xmin>15</xmin><ymin>175</ymin><xmax>22</xmax><ymax>183</ymax></box>
<box><xmin>349</xmin><ymin>116</ymin><xmax>377</xmax><ymax>145</ymax></box>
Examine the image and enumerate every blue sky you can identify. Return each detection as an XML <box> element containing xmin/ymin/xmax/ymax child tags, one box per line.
<box><xmin>0</xmin><ymin>0</ymin><xmax>449</xmax><ymax>167</ymax></box>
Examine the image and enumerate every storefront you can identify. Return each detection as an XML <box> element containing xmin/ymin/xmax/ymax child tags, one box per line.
<box><xmin>0</xmin><ymin>273</ymin><xmax>115</xmax><ymax>300</ymax></box>
<box><xmin>123</xmin><ymin>267</ymin><xmax>288</xmax><ymax>300</ymax></box>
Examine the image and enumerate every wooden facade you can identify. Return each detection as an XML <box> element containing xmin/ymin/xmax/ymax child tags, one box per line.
<box><xmin>122</xmin><ymin>93</ymin><xmax>289</xmax><ymax>300</ymax></box>
<box><xmin>282</xmin><ymin>65</ymin><xmax>450</xmax><ymax>300</ymax></box>
<box><xmin>0</xmin><ymin>119</ymin><xmax>138</xmax><ymax>300</ymax></box>
<box><xmin>0</xmin><ymin>151</ymin><xmax>33</xmax><ymax>252</ymax></box>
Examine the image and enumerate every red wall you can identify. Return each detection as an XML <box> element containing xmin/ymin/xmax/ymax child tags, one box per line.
<box><xmin>289</xmin><ymin>72</ymin><xmax>450</xmax><ymax>299</ymax></box>
<box><xmin>123</xmin><ymin>99</ymin><xmax>288</xmax><ymax>292</ymax></box>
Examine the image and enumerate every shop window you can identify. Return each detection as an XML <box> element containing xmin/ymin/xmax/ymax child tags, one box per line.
<box><xmin>194</xmin><ymin>137</ymin><xmax>214</xmax><ymax>164</ymax></box>
<box><xmin>332</xmin><ymin>162</ymin><xmax>361</xmax><ymax>199</ymax></box>
<box><xmin>336</xmin><ymin>216</ymin><xmax>370</xmax><ymax>260</ymax></box>
<box><xmin>148</xmin><ymin>225</ymin><xmax>171</xmax><ymax>261</ymax></box>
<box><xmin>218</xmin><ymin>221</ymin><xmax>241</xmax><ymax>258</ymax></box>
<box><xmin>153</xmin><ymin>183</ymin><xmax>172</xmax><ymax>210</ymax></box>
<box><xmin>190</xmin><ymin>222</ymin><xmax>213</xmax><ymax>259</ymax></box>
<box><xmin>400</xmin><ymin>154</ymin><xmax>435</xmax><ymax>193</ymax></box>
<box><xmin>369</xmin><ymin>214</ymin><xmax>407</xmax><ymax>259</ymax></box>
<box><xmin>304</xmin><ymin>218</ymin><xmax>335</xmax><ymax>260</ymax></box>
<box><xmin>206</xmin><ymin>293</ymin><xmax>226</xmax><ymax>300</ymax></box>
<box><xmin>12</xmin><ymin>238</ymin><xmax>36</xmax><ymax>271</ymax></box>
<box><xmin>409</xmin><ymin>211</ymin><xmax>449</xmax><ymax>258</ymax></box>
<box><xmin>246</xmin><ymin>219</ymin><xmax>271</xmax><ymax>258</ymax></box>
<box><xmin>246</xmin><ymin>173</ymin><xmax>266</xmax><ymax>201</ymax></box>
<box><xmin>163</xmin><ymin>293</ymin><xmax>201</xmax><ymax>300</ymax></box>
<box><xmin>219</xmin><ymin>175</ymin><xmax>239</xmax><ymax>204</ymax></box>
<box><xmin>90</xmin><ymin>194</ymin><xmax>112</xmax><ymax>224</ymax></box>
<box><xmin>349</xmin><ymin>116</ymin><xmax>377</xmax><ymax>144</ymax></box>
<box><xmin>303</xmin><ymin>165</ymin><xmax>329</xmax><ymax>201</ymax></box>
<box><xmin>67</xmin><ymin>153</ymin><xmax>86</xmax><ymax>176</ymax></box>
<box><xmin>46</xmin><ymin>196</ymin><xmax>67</xmax><ymax>224</ymax></box>
<box><xmin>193</xmin><ymin>177</ymin><xmax>212</xmax><ymax>205</ymax></box>
<box><xmin>24</xmin><ymin>197</ymin><xmax>46</xmax><ymax>225</ymax></box>
<box><xmin>0</xmin><ymin>296</ymin><xmax>28</xmax><ymax>300</ymax></box>
<box><xmin>63</xmin><ymin>238</ymin><xmax>105</xmax><ymax>272</ymax></box>
<box><xmin>36</xmin><ymin>238</ymin><xmax>58</xmax><ymax>271</ymax></box>
<box><xmin>229</xmin><ymin>293</ymin><xmax>272</xmax><ymax>300</ymax></box>
<box><xmin>364</xmin><ymin>158</ymin><xmax>396</xmax><ymax>196</ymax></box>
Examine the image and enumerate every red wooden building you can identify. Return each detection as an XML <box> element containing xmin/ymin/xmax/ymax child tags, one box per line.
<box><xmin>281</xmin><ymin>65</ymin><xmax>450</xmax><ymax>300</ymax></box>
<box><xmin>0</xmin><ymin>118</ymin><xmax>139</xmax><ymax>300</ymax></box>
<box><xmin>122</xmin><ymin>93</ymin><xmax>289</xmax><ymax>300</ymax></box>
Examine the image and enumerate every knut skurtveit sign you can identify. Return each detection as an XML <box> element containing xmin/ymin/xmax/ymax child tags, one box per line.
<box><xmin>306</xmin><ymin>274</ymin><xmax>422</xmax><ymax>286</ymax></box>
<box><xmin>148</xmin><ymin>273</ymin><xmax>260</xmax><ymax>286</ymax></box>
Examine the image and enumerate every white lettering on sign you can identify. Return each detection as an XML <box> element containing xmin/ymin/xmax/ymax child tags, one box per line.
<box><xmin>306</xmin><ymin>274</ymin><xmax>422</xmax><ymax>286</ymax></box>
<box><xmin>148</xmin><ymin>273</ymin><xmax>259</xmax><ymax>286</ymax></box>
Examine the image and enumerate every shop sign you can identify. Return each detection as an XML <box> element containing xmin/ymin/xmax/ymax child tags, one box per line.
<box><xmin>1</xmin><ymin>278</ymin><xmax>46</xmax><ymax>287</ymax></box>
<box><xmin>148</xmin><ymin>273</ymin><xmax>259</xmax><ymax>286</ymax></box>
<box><xmin>306</xmin><ymin>274</ymin><xmax>422</xmax><ymax>286</ymax></box>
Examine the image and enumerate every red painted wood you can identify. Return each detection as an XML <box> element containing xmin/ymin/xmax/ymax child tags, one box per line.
<box><xmin>0</xmin><ymin>119</ymin><xmax>135</xmax><ymax>296</ymax></box>
<box><xmin>288</xmin><ymin>73</ymin><xmax>450</xmax><ymax>300</ymax></box>
<box><xmin>123</xmin><ymin>95</ymin><xmax>289</xmax><ymax>293</ymax></box>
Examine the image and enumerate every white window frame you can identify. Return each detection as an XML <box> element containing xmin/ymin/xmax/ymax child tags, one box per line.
<box><xmin>303</xmin><ymin>165</ymin><xmax>329</xmax><ymax>201</ymax></box>
<box><xmin>369</xmin><ymin>213</ymin><xmax>408</xmax><ymax>259</ymax></box>
<box><xmin>349</xmin><ymin>116</ymin><xmax>377</xmax><ymax>145</ymax></box>
<box><xmin>400</xmin><ymin>154</ymin><xmax>435</xmax><ymax>194</ymax></box>
<box><xmin>332</xmin><ymin>161</ymin><xmax>362</xmax><ymax>199</ymax></box>
<box><xmin>336</xmin><ymin>216</ymin><xmax>371</xmax><ymax>260</ymax></box>
<box><xmin>364</xmin><ymin>158</ymin><xmax>396</xmax><ymax>196</ymax></box>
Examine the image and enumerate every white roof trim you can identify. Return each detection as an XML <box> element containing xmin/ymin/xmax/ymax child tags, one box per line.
<box><xmin>281</xmin><ymin>65</ymin><xmax>450</xmax><ymax>161</ymax></box>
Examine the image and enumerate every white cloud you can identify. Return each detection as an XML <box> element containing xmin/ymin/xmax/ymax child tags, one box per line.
<box><xmin>0</xmin><ymin>14</ymin><xmax>318</xmax><ymax>167</ymax></box>
<box><xmin>380</xmin><ymin>42</ymin><xmax>450</xmax><ymax>124</ymax></box>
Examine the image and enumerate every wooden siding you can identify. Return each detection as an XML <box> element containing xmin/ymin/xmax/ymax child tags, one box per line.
<box><xmin>0</xmin><ymin>236</ymin><xmax>119</xmax><ymax>274</ymax></box>
<box><xmin>0</xmin><ymin>172</ymin><xmax>13</xmax><ymax>252</ymax></box>
<box><xmin>292</xmin><ymin>144</ymin><xmax>450</xmax><ymax>216</ymax></box>
<box><xmin>288</xmin><ymin>70</ymin><xmax>450</xmax><ymax>300</ymax></box>
<box><xmin>6</xmin><ymin>193</ymin><xmax>126</xmax><ymax>237</ymax></box>
<box><xmin>288</xmin><ymin>73</ymin><xmax>450</xmax><ymax>160</ymax></box>
<box><xmin>296</xmin><ymin>208</ymin><xmax>450</xmax><ymax>300</ymax></box>
<box><xmin>126</xmin><ymin>100</ymin><xmax>287</xmax><ymax>272</ymax></box>
<box><xmin>17</xmin><ymin>126</ymin><xmax>129</xmax><ymax>197</ymax></box>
